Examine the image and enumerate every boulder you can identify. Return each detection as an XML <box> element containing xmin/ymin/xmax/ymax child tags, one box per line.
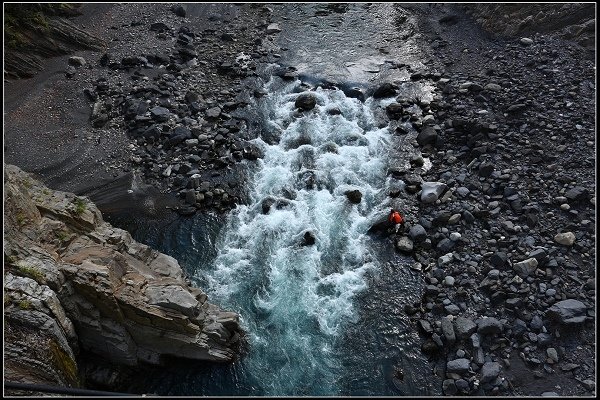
<box><xmin>386</xmin><ymin>103</ymin><xmax>403</xmax><ymax>119</ymax></box>
<box><xmin>417</xmin><ymin>126</ymin><xmax>437</xmax><ymax>146</ymax></box>
<box><xmin>409</xmin><ymin>224</ymin><xmax>427</xmax><ymax>243</ymax></box>
<box><xmin>373</xmin><ymin>82</ymin><xmax>397</xmax><ymax>98</ymax></box>
<box><xmin>68</xmin><ymin>56</ymin><xmax>86</xmax><ymax>67</ymax></box>
<box><xmin>172</xmin><ymin>5</ymin><xmax>186</xmax><ymax>17</ymax></box>
<box><xmin>454</xmin><ymin>317</ymin><xmax>477</xmax><ymax>340</ymax></box>
<box><xmin>395</xmin><ymin>237</ymin><xmax>414</xmax><ymax>253</ymax></box>
<box><xmin>513</xmin><ymin>257</ymin><xmax>538</xmax><ymax>277</ymax></box>
<box><xmin>295</xmin><ymin>93</ymin><xmax>317</xmax><ymax>111</ymax></box>
<box><xmin>301</xmin><ymin>231</ymin><xmax>316</xmax><ymax>246</ymax></box>
<box><xmin>476</xmin><ymin>317</ymin><xmax>503</xmax><ymax>335</ymax></box>
<box><xmin>546</xmin><ymin>299</ymin><xmax>587</xmax><ymax>325</ymax></box>
<box><xmin>554</xmin><ymin>232</ymin><xmax>576</xmax><ymax>246</ymax></box>
<box><xmin>447</xmin><ymin>358</ymin><xmax>470</xmax><ymax>374</ymax></box>
<box><xmin>480</xmin><ymin>362</ymin><xmax>501</xmax><ymax>383</ymax></box>
<box><xmin>344</xmin><ymin>189</ymin><xmax>362</xmax><ymax>204</ymax></box>
<box><xmin>420</xmin><ymin>182</ymin><xmax>447</xmax><ymax>203</ymax></box>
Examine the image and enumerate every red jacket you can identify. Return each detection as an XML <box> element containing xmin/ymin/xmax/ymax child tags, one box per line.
<box><xmin>389</xmin><ymin>212</ymin><xmax>403</xmax><ymax>224</ymax></box>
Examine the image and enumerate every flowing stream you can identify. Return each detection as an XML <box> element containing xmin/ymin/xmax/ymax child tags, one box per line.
<box><xmin>114</xmin><ymin>3</ymin><xmax>441</xmax><ymax>396</ymax></box>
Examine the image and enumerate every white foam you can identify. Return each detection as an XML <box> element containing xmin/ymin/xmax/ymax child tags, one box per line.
<box><xmin>200</xmin><ymin>80</ymin><xmax>397</xmax><ymax>393</ymax></box>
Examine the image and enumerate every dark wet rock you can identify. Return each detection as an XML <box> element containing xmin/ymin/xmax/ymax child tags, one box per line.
<box><xmin>243</xmin><ymin>143</ymin><xmax>264</xmax><ymax>161</ymax></box>
<box><xmin>480</xmin><ymin>361</ymin><xmax>501</xmax><ymax>383</ymax></box>
<box><xmin>447</xmin><ymin>358</ymin><xmax>470</xmax><ymax>374</ymax></box>
<box><xmin>344</xmin><ymin>189</ymin><xmax>362</xmax><ymax>204</ymax></box>
<box><xmin>490</xmin><ymin>252</ymin><xmax>507</xmax><ymax>267</ymax></box>
<box><xmin>565</xmin><ymin>186</ymin><xmax>588</xmax><ymax>201</ymax></box>
<box><xmin>546</xmin><ymin>299</ymin><xmax>587</xmax><ymax>325</ymax></box>
<box><xmin>172</xmin><ymin>4</ymin><xmax>186</xmax><ymax>17</ymax></box>
<box><xmin>436</xmin><ymin>238</ymin><xmax>455</xmax><ymax>254</ymax></box>
<box><xmin>409</xmin><ymin>224</ymin><xmax>427</xmax><ymax>243</ymax></box>
<box><xmin>150</xmin><ymin>106</ymin><xmax>170</xmax><ymax>122</ymax></box>
<box><xmin>301</xmin><ymin>231</ymin><xmax>316</xmax><ymax>246</ymax></box>
<box><xmin>478</xmin><ymin>162</ymin><xmax>494</xmax><ymax>177</ymax></box>
<box><xmin>422</xmin><ymin>339</ymin><xmax>439</xmax><ymax>354</ymax></box>
<box><xmin>261</xmin><ymin>196</ymin><xmax>276</xmax><ymax>214</ymax></box>
<box><xmin>386</xmin><ymin>103</ymin><xmax>403</xmax><ymax>119</ymax></box>
<box><xmin>416</xmin><ymin>126</ymin><xmax>438</xmax><ymax>147</ymax></box>
<box><xmin>150</xmin><ymin>22</ymin><xmax>170</xmax><ymax>32</ymax></box>
<box><xmin>373</xmin><ymin>82</ymin><xmax>397</xmax><ymax>98</ymax></box>
<box><xmin>295</xmin><ymin>93</ymin><xmax>317</xmax><ymax>111</ymax></box>
<box><xmin>477</xmin><ymin>317</ymin><xmax>503</xmax><ymax>335</ymax></box>
<box><xmin>443</xmin><ymin>379</ymin><xmax>457</xmax><ymax>395</ymax></box>
<box><xmin>342</xmin><ymin>87</ymin><xmax>365</xmax><ymax>102</ymax></box>
<box><xmin>441</xmin><ymin>316</ymin><xmax>456</xmax><ymax>345</ymax></box>
<box><xmin>528</xmin><ymin>248</ymin><xmax>548</xmax><ymax>265</ymax></box>
<box><xmin>418</xmin><ymin>319</ymin><xmax>433</xmax><ymax>334</ymax></box>
<box><xmin>454</xmin><ymin>317</ymin><xmax>477</xmax><ymax>340</ymax></box>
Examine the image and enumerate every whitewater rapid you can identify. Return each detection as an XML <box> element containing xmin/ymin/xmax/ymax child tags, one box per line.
<box><xmin>200</xmin><ymin>78</ymin><xmax>398</xmax><ymax>395</ymax></box>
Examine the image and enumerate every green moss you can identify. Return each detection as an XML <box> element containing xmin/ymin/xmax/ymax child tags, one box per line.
<box><xmin>56</xmin><ymin>230</ymin><xmax>69</xmax><ymax>242</ymax></box>
<box><xmin>15</xmin><ymin>212</ymin><xmax>28</xmax><ymax>226</ymax></box>
<box><xmin>73</xmin><ymin>197</ymin><xmax>87</xmax><ymax>215</ymax></box>
<box><xmin>18</xmin><ymin>299</ymin><xmax>33</xmax><ymax>310</ymax></box>
<box><xmin>22</xmin><ymin>177</ymin><xmax>33</xmax><ymax>188</ymax></box>
<box><xmin>49</xmin><ymin>339</ymin><xmax>79</xmax><ymax>386</ymax></box>
<box><xmin>16</xmin><ymin>263</ymin><xmax>45</xmax><ymax>282</ymax></box>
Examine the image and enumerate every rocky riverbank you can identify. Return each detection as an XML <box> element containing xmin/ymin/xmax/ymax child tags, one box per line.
<box><xmin>376</xmin><ymin>3</ymin><xmax>595</xmax><ymax>396</ymax></box>
<box><xmin>4</xmin><ymin>3</ymin><xmax>276</xmax><ymax>214</ymax></box>
<box><xmin>4</xmin><ymin>164</ymin><xmax>242</xmax><ymax>393</ymax></box>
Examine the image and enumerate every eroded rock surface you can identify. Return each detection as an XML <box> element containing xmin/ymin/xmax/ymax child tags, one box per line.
<box><xmin>4</xmin><ymin>164</ymin><xmax>242</xmax><ymax>388</ymax></box>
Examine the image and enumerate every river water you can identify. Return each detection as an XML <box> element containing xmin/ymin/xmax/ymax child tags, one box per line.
<box><xmin>111</xmin><ymin>3</ymin><xmax>441</xmax><ymax>396</ymax></box>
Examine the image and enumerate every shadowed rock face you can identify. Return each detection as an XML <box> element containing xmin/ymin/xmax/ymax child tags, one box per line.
<box><xmin>4</xmin><ymin>164</ymin><xmax>242</xmax><ymax>387</ymax></box>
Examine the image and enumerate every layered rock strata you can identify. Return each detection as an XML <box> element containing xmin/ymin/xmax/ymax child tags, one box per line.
<box><xmin>4</xmin><ymin>164</ymin><xmax>241</xmax><ymax>389</ymax></box>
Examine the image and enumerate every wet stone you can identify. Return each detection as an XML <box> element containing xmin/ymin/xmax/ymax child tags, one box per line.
<box><xmin>447</xmin><ymin>358</ymin><xmax>470</xmax><ymax>374</ymax></box>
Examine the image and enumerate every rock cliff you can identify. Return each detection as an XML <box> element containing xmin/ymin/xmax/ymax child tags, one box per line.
<box><xmin>4</xmin><ymin>164</ymin><xmax>242</xmax><ymax>389</ymax></box>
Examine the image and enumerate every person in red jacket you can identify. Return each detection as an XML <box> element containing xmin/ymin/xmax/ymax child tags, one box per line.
<box><xmin>388</xmin><ymin>208</ymin><xmax>405</xmax><ymax>234</ymax></box>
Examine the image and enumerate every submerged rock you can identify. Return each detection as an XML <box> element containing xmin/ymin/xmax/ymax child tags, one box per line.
<box><xmin>295</xmin><ymin>93</ymin><xmax>317</xmax><ymax>111</ymax></box>
<box><xmin>344</xmin><ymin>189</ymin><xmax>362</xmax><ymax>204</ymax></box>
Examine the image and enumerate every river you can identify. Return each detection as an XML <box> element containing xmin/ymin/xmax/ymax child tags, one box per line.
<box><xmin>107</xmin><ymin>3</ymin><xmax>441</xmax><ymax>396</ymax></box>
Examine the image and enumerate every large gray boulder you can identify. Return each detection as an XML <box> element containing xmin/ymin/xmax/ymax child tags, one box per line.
<box><xmin>447</xmin><ymin>358</ymin><xmax>471</xmax><ymax>374</ymax></box>
<box><xmin>546</xmin><ymin>299</ymin><xmax>587</xmax><ymax>325</ymax></box>
<box><xmin>417</xmin><ymin>126</ymin><xmax>438</xmax><ymax>146</ymax></box>
<box><xmin>295</xmin><ymin>93</ymin><xmax>317</xmax><ymax>111</ymax></box>
<box><xmin>476</xmin><ymin>317</ymin><xmax>503</xmax><ymax>335</ymax></box>
<box><xmin>480</xmin><ymin>361</ymin><xmax>501</xmax><ymax>383</ymax></box>
<box><xmin>454</xmin><ymin>317</ymin><xmax>477</xmax><ymax>340</ymax></box>
<box><xmin>421</xmin><ymin>182</ymin><xmax>447</xmax><ymax>203</ymax></box>
<box><xmin>513</xmin><ymin>257</ymin><xmax>538</xmax><ymax>277</ymax></box>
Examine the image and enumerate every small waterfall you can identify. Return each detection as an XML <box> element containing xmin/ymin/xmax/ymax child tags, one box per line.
<box><xmin>200</xmin><ymin>79</ymin><xmax>397</xmax><ymax>395</ymax></box>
